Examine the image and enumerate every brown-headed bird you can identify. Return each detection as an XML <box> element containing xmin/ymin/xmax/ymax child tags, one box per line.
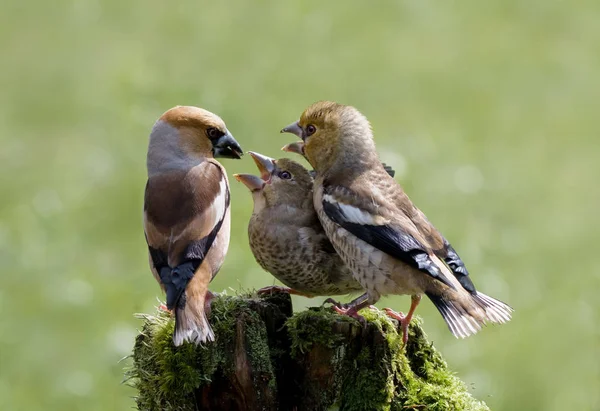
<box><xmin>234</xmin><ymin>152</ymin><xmax>365</xmax><ymax>299</ymax></box>
<box><xmin>144</xmin><ymin>106</ymin><xmax>243</xmax><ymax>346</ymax></box>
<box><xmin>281</xmin><ymin>101</ymin><xmax>513</xmax><ymax>343</ymax></box>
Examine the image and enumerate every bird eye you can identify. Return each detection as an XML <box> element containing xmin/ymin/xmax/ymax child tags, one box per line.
<box><xmin>306</xmin><ymin>124</ymin><xmax>317</xmax><ymax>136</ymax></box>
<box><xmin>206</xmin><ymin>128</ymin><xmax>222</xmax><ymax>139</ymax></box>
<box><xmin>278</xmin><ymin>171</ymin><xmax>292</xmax><ymax>180</ymax></box>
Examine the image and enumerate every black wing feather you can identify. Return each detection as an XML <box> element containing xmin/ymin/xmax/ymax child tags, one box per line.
<box><xmin>381</xmin><ymin>163</ymin><xmax>395</xmax><ymax>178</ymax></box>
<box><xmin>322</xmin><ymin>196</ymin><xmax>456</xmax><ymax>290</ymax></box>
<box><xmin>435</xmin><ymin>240</ymin><xmax>476</xmax><ymax>294</ymax></box>
<box><xmin>147</xmin><ymin>188</ymin><xmax>230</xmax><ymax>310</ymax></box>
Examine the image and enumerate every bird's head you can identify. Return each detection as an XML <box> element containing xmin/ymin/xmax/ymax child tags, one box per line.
<box><xmin>148</xmin><ymin>106</ymin><xmax>243</xmax><ymax>173</ymax></box>
<box><xmin>280</xmin><ymin>101</ymin><xmax>375</xmax><ymax>174</ymax></box>
<box><xmin>234</xmin><ymin>152</ymin><xmax>313</xmax><ymax>213</ymax></box>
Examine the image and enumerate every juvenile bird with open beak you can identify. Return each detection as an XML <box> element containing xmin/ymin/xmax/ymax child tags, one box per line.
<box><xmin>282</xmin><ymin>101</ymin><xmax>513</xmax><ymax>343</ymax></box>
<box><xmin>234</xmin><ymin>152</ymin><xmax>365</xmax><ymax>299</ymax></box>
<box><xmin>144</xmin><ymin>106</ymin><xmax>243</xmax><ymax>346</ymax></box>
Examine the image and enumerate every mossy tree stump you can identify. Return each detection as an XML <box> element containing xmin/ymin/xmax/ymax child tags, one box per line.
<box><xmin>127</xmin><ymin>293</ymin><xmax>489</xmax><ymax>411</ymax></box>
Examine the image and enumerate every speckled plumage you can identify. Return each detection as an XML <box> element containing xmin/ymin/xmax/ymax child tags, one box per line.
<box><xmin>282</xmin><ymin>101</ymin><xmax>513</xmax><ymax>340</ymax></box>
<box><xmin>314</xmin><ymin>173</ymin><xmax>444</xmax><ymax>301</ymax></box>
<box><xmin>236</xmin><ymin>154</ymin><xmax>363</xmax><ymax>297</ymax></box>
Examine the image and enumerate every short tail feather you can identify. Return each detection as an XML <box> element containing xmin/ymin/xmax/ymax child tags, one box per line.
<box><xmin>472</xmin><ymin>292</ymin><xmax>513</xmax><ymax>324</ymax></box>
<box><xmin>427</xmin><ymin>291</ymin><xmax>513</xmax><ymax>339</ymax></box>
<box><xmin>173</xmin><ymin>297</ymin><xmax>214</xmax><ymax>346</ymax></box>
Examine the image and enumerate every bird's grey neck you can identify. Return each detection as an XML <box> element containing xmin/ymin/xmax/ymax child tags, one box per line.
<box><xmin>147</xmin><ymin>121</ymin><xmax>201</xmax><ymax>176</ymax></box>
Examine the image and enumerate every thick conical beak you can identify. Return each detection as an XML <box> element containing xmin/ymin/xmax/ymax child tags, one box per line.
<box><xmin>280</xmin><ymin>121</ymin><xmax>303</xmax><ymax>139</ymax></box>
<box><xmin>248</xmin><ymin>151</ymin><xmax>276</xmax><ymax>181</ymax></box>
<box><xmin>213</xmin><ymin>131</ymin><xmax>244</xmax><ymax>159</ymax></box>
<box><xmin>281</xmin><ymin>141</ymin><xmax>305</xmax><ymax>157</ymax></box>
<box><xmin>233</xmin><ymin>174</ymin><xmax>265</xmax><ymax>192</ymax></box>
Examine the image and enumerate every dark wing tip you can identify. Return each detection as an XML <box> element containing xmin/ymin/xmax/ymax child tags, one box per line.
<box><xmin>381</xmin><ymin>163</ymin><xmax>396</xmax><ymax>178</ymax></box>
<box><xmin>442</xmin><ymin>242</ymin><xmax>476</xmax><ymax>293</ymax></box>
<box><xmin>322</xmin><ymin>194</ymin><xmax>454</xmax><ymax>290</ymax></box>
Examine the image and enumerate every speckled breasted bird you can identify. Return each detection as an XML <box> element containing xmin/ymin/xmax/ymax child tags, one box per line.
<box><xmin>144</xmin><ymin>106</ymin><xmax>243</xmax><ymax>346</ymax></box>
<box><xmin>234</xmin><ymin>151</ymin><xmax>365</xmax><ymax>298</ymax></box>
<box><xmin>281</xmin><ymin>101</ymin><xmax>513</xmax><ymax>343</ymax></box>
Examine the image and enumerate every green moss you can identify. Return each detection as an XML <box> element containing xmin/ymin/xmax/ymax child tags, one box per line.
<box><xmin>352</xmin><ymin>311</ymin><xmax>488</xmax><ymax>411</ymax></box>
<box><xmin>128</xmin><ymin>293</ymin><xmax>278</xmax><ymax>411</ymax></box>
<box><xmin>285</xmin><ymin>307</ymin><xmax>489</xmax><ymax>411</ymax></box>
<box><xmin>337</xmin><ymin>309</ymin><xmax>401</xmax><ymax>411</ymax></box>
<box><xmin>399</xmin><ymin>318</ymin><xmax>488</xmax><ymax>410</ymax></box>
<box><xmin>286</xmin><ymin>306</ymin><xmax>358</xmax><ymax>356</ymax></box>
<box><xmin>129</xmin><ymin>296</ymin><xmax>489</xmax><ymax>411</ymax></box>
<box><xmin>128</xmin><ymin>311</ymin><xmax>199</xmax><ymax>411</ymax></box>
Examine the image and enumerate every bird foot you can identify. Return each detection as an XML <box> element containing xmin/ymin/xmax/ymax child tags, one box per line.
<box><xmin>333</xmin><ymin>305</ymin><xmax>367</xmax><ymax>326</ymax></box>
<box><xmin>383</xmin><ymin>308</ymin><xmax>410</xmax><ymax>345</ymax></box>
<box><xmin>158</xmin><ymin>303</ymin><xmax>169</xmax><ymax>312</ymax></box>
<box><xmin>204</xmin><ymin>290</ymin><xmax>215</xmax><ymax>317</ymax></box>
<box><xmin>323</xmin><ymin>297</ymin><xmax>345</xmax><ymax>308</ymax></box>
<box><xmin>257</xmin><ymin>285</ymin><xmax>311</xmax><ymax>298</ymax></box>
<box><xmin>383</xmin><ymin>307</ymin><xmax>405</xmax><ymax>320</ymax></box>
<box><xmin>324</xmin><ymin>300</ymin><xmax>377</xmax><ymax>311</ymax></box>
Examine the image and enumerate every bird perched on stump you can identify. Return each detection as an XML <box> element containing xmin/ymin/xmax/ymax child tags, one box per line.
<box><xmin>281</xmin><ymin>101</ymin><xmax>513</xmax><ymax>343</ymax></box>
<box><xmin>234</xmin><ymin>151</ymin><xmax>365</xmax><ymax>299</ymax></box>
<box><xmin>144</xmin><ymin>106</ymin><xmax>243</xmax><ymax>346</ymax></box>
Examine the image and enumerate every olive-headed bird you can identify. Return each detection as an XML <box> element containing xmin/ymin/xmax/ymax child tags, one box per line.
<box><xmin>281</xmin><ymin>101</ymin><xmax>512</xmax><ymax>343</ymax></box>
<box><xmin>144</xmin><ymin>106</ymin><xmax>243</xmax><ymax>346</ymax></box>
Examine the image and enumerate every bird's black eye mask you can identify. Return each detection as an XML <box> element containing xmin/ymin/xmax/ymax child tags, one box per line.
<box><xmin>206</xmin><ymin>127</ymin><xmax>224</xmax><ymax>140</ymax></box>
<box><xmin>210</xmin><ymin>129</ymin><xmax>244</xmax><ymax>159</ymax></box>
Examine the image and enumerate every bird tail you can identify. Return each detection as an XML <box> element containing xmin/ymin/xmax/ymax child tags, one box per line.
<box><xmin>426</xmin><ymin>291</ymin><xmax>513</xmax><ymax>339</ymax></box>
<box><xmin>471</xmin><ymin>291</ymin><xmax>513</xmax><ymax>325</ymax></box>
<box><xmin>173</xmin><ymin>291</ymin><xmax>215</xmax><ymax>346</ymax></box>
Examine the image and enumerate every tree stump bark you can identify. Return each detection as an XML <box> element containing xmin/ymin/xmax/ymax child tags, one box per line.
<box><xmin>127</xmin><ymin>293</ymin><xmax>489</xmax><ymax>411</ymax></box>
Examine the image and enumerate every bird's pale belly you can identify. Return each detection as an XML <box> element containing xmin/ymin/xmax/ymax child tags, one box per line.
<box><xmin>323</xmin><ymin>222</ymin><xmax>423</xmax><ymax>301</ymax></box>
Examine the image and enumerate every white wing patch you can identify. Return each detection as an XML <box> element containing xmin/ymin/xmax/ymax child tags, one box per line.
<box><xmin>323</xmin><ymin>194</ymin><xmax>383</xmax><ymax>225</ymax></box>
<box><xmin>209</xmin><ymin>177</ymin><xmax>228</xmax><ymax>228</ymax></box>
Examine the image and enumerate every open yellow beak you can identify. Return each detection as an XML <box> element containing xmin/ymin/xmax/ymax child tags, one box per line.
<box><xmin>248</xmin><ymin>151</ymin><xmax>276</xmax><ymax>181</ymax></box>
<box><xmin>233</xmin><ymin>173</ymin><xmax>265</xmax><ymax>192</ymax></box>
<box><xmin>281</xmin><ymin>141</ymin><xmax>306</xmax><ymax>158</ymax></box>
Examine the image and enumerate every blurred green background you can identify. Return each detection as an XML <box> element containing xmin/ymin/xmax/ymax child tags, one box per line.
<box><xmin>1</xmin><ymin>0</ymin><xmax>599</xmax><ymax>410</ymax></box>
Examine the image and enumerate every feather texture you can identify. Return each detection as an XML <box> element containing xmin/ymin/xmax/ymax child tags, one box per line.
<box><xmin>283</xmin><ymin>101</ymin><xmax>513</xmax><ymax>340</ymax></box>
<box><xmin>143</xmin><ymin>106</ymin><xmax>240</xmax><ymax>345</ymax></box>
<box><xmin>237</xmin><ymin>156</ymin><xmax>364</xmax><ymax>297</ymax></box>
